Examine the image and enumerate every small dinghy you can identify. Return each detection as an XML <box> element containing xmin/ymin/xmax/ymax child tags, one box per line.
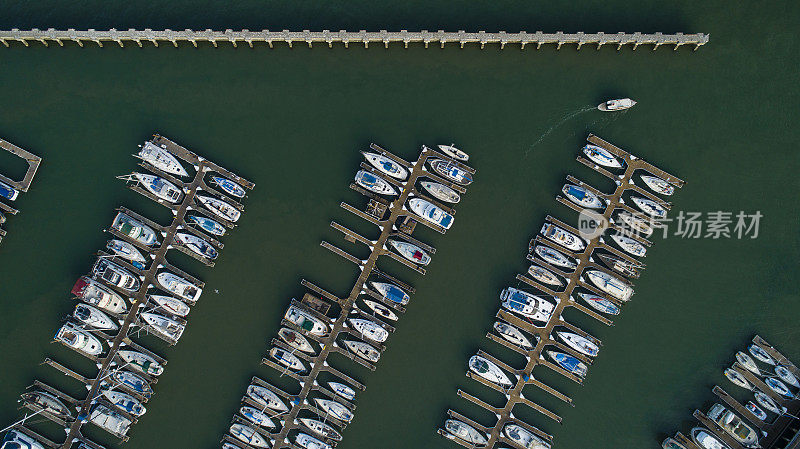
<box><xmin>141</xmin><ymin>312</ymin><xmax>186</xmax><ymax>341</ymax></box>
<box><xmin>299</xmin><ymin>418</ymin><xmax>343</xmax><ymax>441</ymax></box>
<box><xmin>745</xmin><ymin>401</ymin><xmax>767</xmax><ymax>421</ymax></box>
<box><xmin>387</xmin><ymin>239</ymin><xmax>431</xmax><ymax>265</ymax></box>
<box><xmin>501</xmin><ymin>287</ymin><xmax>556</xmax><ymax>322</ymax></box>
<box><xmin>296</xmin><ymin>433</ymin><xmax>332</xmax><ymax>449</ymax></box>
<box><xmin>247</xmin><ymin>384</ymin><xmax>287</xmax><ymax>411</ymax></box>
<box><xmin>197</xmin><ymin>195</ymin><xmax>241</xmax><ymax>223</ymax></box>
<box><xmin>148</xmin><ymin>294</ymin><xmax>190</xmax><ymax>317</ymax></box>
<box><xmin>534</xmin><ymin>245</ymin><xmax>577</xmax><ymax>269</ymax></box>
<box><xmin>749</xmin><ymin>345</ymin><xmax>775</xmax><ymax>365</ymax></box>
<box><xmin>494</xmin><ymin>321</ymin><xmax>534</xmax><ymax>349</ymax></box>
<box><xmin>631</xmin><ymin>196</ymin><xmax>667</xmax><ymax>218</ymax></box>
<box><xmin>55</xmin><ymin>324</ymin><xmax>103</xmax><ymax>356</ymax></box>
<box><xmin>420</xmin><ymin>180</ymin><xmax>460</xmax><ymax>203</ymax></box>
<box><xmin>541</xmin><ymin>223</ymin><xmax>585</xmax><ymax>252</ymax></box>
<box><xmin>528</xmin><ymin>265</ymin><xmax>564</xmax><ymax>287</ymax></box>
<box><xmin>765</xmin><ymin>377</ymin><xmax>794</xmax><ymax>399</ymax></box>
<box><xmin>348</xmin><ymin>318</ymin><xmax>389</xmax><ymax>343</ymax></box>
<box><xmin>408</xmin><ymin>197</ymin><xmax>454</xmax><ymax>229</ymax></box>
<box><xmin>230</xmin><ymin>423</ymin><xmax>268</xmax><ymax>448</ymax></box>
<box><xmin>187</xmin><ymin>215</ymin><xmax>226</xmax><ymax>236</ymax></box>
<box><xmin>617</xmin><ymin>211</ymin><xmax>654</xmax><ymax>237</ymax></box>
<box><xmin>92</xmin><ymin>258</ymin><xmax>140</xmax><ymax>291</ymax></box>
<box><xmin>775</xmin><ymin>365</ymin><xmax>800</xmax><ymax>388</ymax></box>
<box><xmin>504</xmin><ymin>423</ymin><xmax>550</xmax><ymax>449</ymax></box>
<box><xmin>109</xmin><ymin>370</ymin><xmax>152</xmax><ymax>396</ymax></box>
<box><xmin>73</xmin><ymin>303</ymin><xmax>118</xmax><ymax>331</ymax></box>
<box><xmin>586</xmin><ymin>269</ymin><xmax>634</xmax><ymax>301</ymax></box>
<box><xmin>610</xmin><ymin>233</ymin><xmax>647</xmax><ymax>257</ymax></box>
<box><xmin>437</xmin><ymin>144</ymin><xmax>469</xmax><ymax>161</ymax></box>
<box><xmin>20</xmin><ymin>390</ymin><xmax>72</xmax><ymax>420</ymax></box>
<box><xmin>562</xmin><ymin>184</ymin><xmax>604</xmax><ymax>209</ymax></box>
<box><xmin>577</xmin><ymin>293</ymin><xmax>621</xmax><ymax>315</ymax></box>
<box><xmin>131</xmin><ymin>173</ymin><xmax>183</xmax><ymax>203</ymax></box>
<box><xmin>641</xmin><ymin>175</ymin><xmax>675</xmax><ymax>196</ymax></box>
<box><xmin>354</xmin><ymin>169</ymin><xmax>398</xmax><ymax>196</ymax></box>
<box><xmin>598</xmin><ymin>98</ymin><xmax>636</xmax><ymax>111</ymax></box>
<box><xmin>691</xmin><ymin>427</ymin><xmax>731</xmax><ymax>449</ymax></box>
<box><xmin>428</xmin><ymin>158</ymin><xmax>473</xmax><ymax>185</ymax></box>
<box><xmin>240</xmin><ymin>406</ymin><xmax>275</xmax><ymax>428</ymax></box>
<box><xmin>735</xmin><ymin>351</ymin><xmax>760</xmax><ymax>375</ymax></box>
<box><xmin>583</xmin><ymin>144</ymin><xmax>623</xmax><ymax>169</ymax></box>
<box><xmin>328</xmin><ymin>382</ymin><xmax>356</xmax><ymax>401</ymax></box>
<box><xmin>285</xmin><ymin>305</ymin><xmax>329</xmax><ymax>336</ymax></box>
<box><xmin>597</xmin><ymin>253</ymin><xmax>642</xmax><ymax>278</ymax></box>
<box><xmin>361</xmin><ymin>299</ymin><xmax>398</xmax><ymax>321</ymax></box>
<box><xmin>106</xmin><ymin>239</ymin><xmax>147</xmax><ymax>269</ymax></box>
<box><xmin>278</xmin><ymin>327</ymin><xmax>315</xmax><ymax>353</ymax></box>
<box><xmin>344</xmin><ymin>340</ymin><xmax>381</xmax><ymax>363</ymax></box>
<box><xmin>724</xmin><ymin>368</ymin><xmax>751</xmax><ymax>389</ymax></box>
<box><xmin>111</xmin><ymin>212</ymin><xmax>158</xmax><ymax>246</ymax></box>
<box><xmin>269</xmin><ymin>347</ymin><xmax>307</xmax><ymax>372</ymax></box>
<box><xmin>117</xmin><ymin>350</ymin><xmax>164</xmax><ymax>376</ymax></box>
<box><xmin>547</xmin><ymin>351</ymin><xmax>588</xmax><ymax>377</ymax></box>
<box><xmin>157</xmin><ymin>272</ymin><xmax>202</xmax><ymax>303</ymax></box>
<box><xmin>370</xmin><ymin>281</ymin><xmax>410</xmax><ymax>306</ymax></box>
<box><xmin>362</xmin><ymin>151</ymin><xmax>408</xmax><ymax>180</ymax></box>
<box><xmin>102</xmin><ymin>390</ymin><xmax>146</xmax><ymax>416</ymax></box>
<box><xmin>662</xmin><ymin>437</ymin><xmax>689</xmax><ymax>449</ymax></box>
<box><xmin>754</xmin><ymin>391</ymin><xmax>783</xmax><ymax>414</ymax></box>
<box><xmin>210</xmin><ymin>176</ymin><xmax>245</xmax><ymax>198</ymax></box>
<box><xmin>558</xmin><ymin>331</ymin><xmax>599</xmax><ymax>357</ymax></box>
<box><xmin>136</xmin><ymin>141</ymin><xmax>188</xmax><ymax>177</ymax></box>
<box><xmin>445</xmin><ymin>419</ymin><xmax>487</xmax><ymax>445</ymax></box>
<box><xmin>175</xmin><ymin>232</ymin><xmax>218</xmax><ymax>260</ymax></box>
<box><xmin>469</xmin><ymin>355</ymin><xmax>513</xmax><ymax>386</ymax></box>
<box><xmin>314</xmin><ymin>398</ymin><xmax>354</xmax><ymax>422</ymax></box>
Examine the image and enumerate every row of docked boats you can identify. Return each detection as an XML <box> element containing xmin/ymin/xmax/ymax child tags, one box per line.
<box><xmin>444</xmin><ymin>419</ymin><xmax>551</xmax><ymax>449</ymax></box>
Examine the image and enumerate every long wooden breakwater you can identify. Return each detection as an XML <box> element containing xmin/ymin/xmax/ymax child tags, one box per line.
<box><xmin>0</xmin><ymin>29</ymin><xmax>709</xmax><ymax>50</ymax></box>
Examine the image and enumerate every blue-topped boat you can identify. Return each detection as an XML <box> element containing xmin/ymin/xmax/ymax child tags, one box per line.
<box><xmin>577</xmin><ymin>293</ymin><xmax>620</xmax><ymax>315</ymax></box>
<box><xmin>187</xmin><ymin>215</ymin><xmax>226</xmax><ymax>236</ymax></box>
<box><xmin>210</xmin><ymin>175</ymin><xmax>246</xmax><ymax>198</ymax></box>
<box><xmin>354</xmin><ymin>169</ymin><xmax>398</xmax><ymax>196</ymax></box>
<box><xmin>408</xmin><ymin>198</ymin><xmax>454</xmax><ymax>229</ymax></box>
<box><xmin>370</xmin><ymin>281</ymin><xmax>410</xmax><ymax>305</ymax></box>
<box><xmin>547</xmin><ymin>350</ymin><xmax>588</xmax><ymax>377</ymax></box>
<box><xmin>0</xmin><ymin>180</ymin><xmax>18</xmax><ymax>201</ymax></box>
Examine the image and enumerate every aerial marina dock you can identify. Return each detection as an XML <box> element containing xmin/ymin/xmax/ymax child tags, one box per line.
<box><xmin>3</xmin><ymin>135</ymin><xmax>253</xmax><ymax>449</ymax></box>
<box><xmin>221</xmin><ymin>143</ymin><xmax>476</xmax><ymax>449</ymax></box>
<box><xmin>439</xmin><ymin>134</ymin><xmax>685</xmax><ymax>449</ymax></box>
<box><xmin>0</xmin><ymin>137</ymin><xmax>42</xmax><ymax>245</ymax></box>
<box><xmin>663</xmin><ymin>336</ymin><xmax>800</xmax><ymax>449</ymax></box>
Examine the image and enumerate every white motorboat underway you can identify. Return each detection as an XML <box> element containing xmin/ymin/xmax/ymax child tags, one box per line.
<box><xmin>577</xmin><ymin>293</ymin><xmax>621</xmax><ymax>315</ymax></box>
<box><xmin>437</xmin><ymin>144</ymin><xmax>469</xmax><ymax>161</ymax></box>
<box><xmin>598</xmin><ymin>98</ymin><xmax>636</xmax><ymax>111</ymax></box>
<box><xmin>106</xmin><ymin>239</ymin><xmax>147</xmax><ymax>269</ymax></box>
<box><xmin>362</xmin><ymin>151</ymin><xmax>408</xmax><ymax>180</ymax></box>
<box><xmin>148</xmin><ymin>294</ymin><xmax>191</xmax><ymax>317</ymax></box>
<box><xmin>541</xmin><ymin>223</ymin><xmax>585</xmax><ymax>252</ymax></box>
<box><xmin>270</xmin><ymin>347</ymin><xmax>307</xmax><ymax>371</ymax></box>
<box><xmin>117</xmin><ymin>350</ymin><xmax>164</xmax><ymax>376</ymax></box>
<box><xmin>137</xmin><ymin>141</ymin><xmax>188</xmax><ymax>177</ymax></box>
<box><xmin>765</xmin><ymin>377</ymin><xmax>793</xmax><ymax>399</ymax></box>
<box><xmin>748</xmin><ymin>345</ymin><xmax>775</xmax><ymax>365</ymax></box>
<box><xmin>230</xmin><ymin>423</ymin><xmax>268</xmax><ymax>448</ymax></box>
<box><xmin>776</xmin><ymin>365</ymin><xmax>800</xmax><ymax>388</ymax></box>
<box><xmin>73</xmin><ymin>303</ymin><xmax>118</xmax><ymax>331</ymax></box>
<box><xmin>296</xmin><ymin>432</ymin><xmax>332</xmax><ymax>449</ymax></box>
<box><xmin>92</xmin><ymin>258</ymin><xmax>140</xmax><ymax>291</ymax></box>
<box><xmin>354</xmin><ymin>170</ymin><xmax>398</xmax><ymax>196</ymax></box>
<box><xmin>210</xmin><ymin>176</ymin><xmax>246</xmax><ymax>198</ymax></box>
<box><xmin>562</xmin><ymin>184</ymin><xmax>603</xmax><ymax>209</ymax></box>
<box><xmin>111</xmin><ymin>212</ymin><xmax>158</xmax><ymax>246</ymax></box>
<box><xmin>528</xmin><ymin>265</ymin><xmax>563</xmax><ymax>287</ymax></box>
<box><xmin>469</xmin><ymin>355</ymin><xmax>513</xmax><ymax>386</ymax></box>
<box><xmin>617</xmin><ymin>211</ymin><xmax>654</xmax><ymax>237</ymax></box>
<box><xmin>240</xmin><ymin>406</ymin><xmax>275</xmax><ymax>428</ymax></box>
<box><xmin>735</xmin><ymin>351</ymin><xmax>760</xmax><ymax>375</ymax></box>
<box><xmin>141</xmin><ymin>312</ymin><xmax>186</xmax><ymax>341</ymax></box>
<box><xmin>408</xmin><ymin>197</ymin><xmax>454</xmax><ymax>229</ymax></box>
<box><xmin>533</xmin><ymin>245</ymin><xmax>577</xmax><ymax>269</ymax></box>
<box><xmin>197</xmin><ymin>195</ymin><xmax>241</xmax><ymax>222</ymax></box>
<box><xmin>247</xmin><ymin>384</ymin><xmax>287</xmax><ymax>411</ymax></box>
<box><xmin>361</xmin><ymin>299</ymin><xmax>398</xmax><ymax>321</ymax></box>
<box><xmin>420</xmin><ymin>180</ymin><xmax>460</xmax><ymax>203</ymax></box>
<box><xmin>344</xmin><ymin>340</ymin><xmax>380</xmax><ymax>363</ymax></box>
<box><xmin>328</xmin><ymin>382</ymin><xmax>356</xmax><ymax>401</ymax></box>
<box><xmin>132</xmin><ymin>173</ymin><xmax>183</xmax><ymax>203</ymax></box>
<box><xmin>55</xmin><ymin>323</ymin><xmax>103</xmax><ymax>356</ymax></box>
<box><xmin>691</xmin><ymin>427</ymin><xmax>732</xmax><ymax>449</ymax></box>
<box><xmin>500</xmin><ymin>287</ymin><xmax>555</xmax><ymax>322</ymax></box>
<box><xmin>558</xmin><ymin>331</ymin><xmax>599</xmax><ymax>357</ymax></box>
<box><xmin>175</xmin><ymin>232</ymin><xmax>218</xmax><ymax>260</ymax></box>
<box><xmin>348</xmin><ymin>318</ymin><xmax>389</xmax><ymax>343</ymax></box>
<box><xmin>278</xmin><ymin>327</ymin><xmax>315</xmax><ymax>353</ymax></box>
<box><xmin>101</xmin><ymin>390</ymin><xmax>146</xmax><ymax>416</ymax></box>
<box><xmin>754</xmin><ymin>391</ymin><xmax>784</xmax><ymax>414</ymax></box>
<box><xmin>299</xmin><ymin>418</ymin><xmax>343</xmax><ymax>441</ymax></box>
<box><xmin>724</xmin><ymin>368</ymin><xmax>751</xmax><ymax>389</ymax></box>
<box><xmin>314</xmin><ymin>398</ymin><xmax>354</xmax><ymax>422</ymax></box>
<box><xmin>585</xmin><ymin>269</ymin><xmax>634</xmax><ymax>301</ymax></box>
<box><xmin>504</xmin><ymin>423</ymin><xmax>551</xmax><ymax>449</ymax></box>
<box><xmin>583</xmin><ymin>144</ymin><xmax>623</xmax><ymax>168</ymax></box>
<box><xmin>428</xmin><ymin>158</ymin><xmax>473</xmax><ymax>185</ymax></box>
<box><xmin>445</xmin><ymin>419</ymin><xmax>487</xmax><ymax>445</ymax></box>
<box><xmin>610</xmin><ymin>233</ymin><xmax>647</xmax><ymax>257</ymax></box>
<box><xmin>641</xmin><ymin>175</ymin><xmax>675</xmax><ymax>195</ymax></box>
<box><xmin>387</xmin><ymin>239</ymin><xmax>431</xmax><ymax>265</ymax></box>
<box><xmin>631</xmin><ymin>196</ymin><xmax>667</xmax><ymax>218</ymax></box>
<box><xmin>285</xmin><ymin>305</ymin><xmax>329</xmax><ymax>336</ymax></box>
<box><xmin>157</xmin><ymin>272</ymin><xmax>202</xmax><ymax>303</ymax></box>
<box><xmin>370</xmin><ymin>281</ymin><xmax>410</xmax><ymax>305</ymax></box>
<box><xmin>707</xmin><ymin>403</ymin><xmax>760</xmax><ymax>448</ymax></box>
<box><xmin>494</xmin><ymin>321</ymin><xmax>534</xmax><ymax>349</ymax></box>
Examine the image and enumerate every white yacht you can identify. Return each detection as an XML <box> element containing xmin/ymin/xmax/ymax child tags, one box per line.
<box><xmin>136</xmin><ymin>141</ymin><xmax>188</xmax><ymax>177</ymax></box>
<box><xmin>528</xmin><ymin>265</ymin><xmax>563</xmax><ymax>287</ymax></box>
<box><xmin>148</xmin><ymin>294</ymin><xmax>191</xmax><ymax>317</ymax></box>
<box><xmin>735</xmin><ymin>351</ymin><xmax>760</xmax><ymax>374</ymax></box>
<box><xmin>408</xmin><ymin>197</ymin><xmax>454</xmax><ymax>229</ymax></box>
<box><xmin>230</xmin><ymin>423</ymin><xmax>268</xmax><ymax>448</ymax></box>
<box><xmin>141</xmin><ymin>312</ymin><xmax>186</xmax><ymax>341</ymax></box>
<box><xmin>197</xmin><ymin>195</ymin><xmax>241</xmax><ymax>222</ymax></box>
<box><xmin>583</xmin><ymin>144</ymin><xmax>623</xmax><ymax>169</ymax></box>
<box><xmin>247</xmin><ymin>384</ymin><xmax>287</xmax><ymax>412</ymax></box>
<box><xmin>314</xmin><ymin>398</ymin><xmax>354</xmax><ymax>422</ymax></box>
<box><xmin>562</xmin><ymin>184</ymin><xmax>603</xmax><ymax>209</ymax></box>
<box><xmin>157</xmin><ymin>272</ymin><xmax>202</xmax><ymax>303</ymax></box>
<box><xmin>610</xmin><ymin>233</ymin><xmax>647</xmax><ymax>257</ymax></box>
<box><xmin>428</xmin><ymin>158</ymin><xmax>473</xmax><ymax>185</ymax></box>
<box><xmin>299</xmin><ymin>418</ymin><xmax>342</xmax><ymax>441</ymax></box>
<box><xmin>55</xmin><ymin>323</ymin><xmax>103</xmax><ymax>356</ymax></box>
<box><xmin>533</xmin><ymin>245</ymin><xmax>576</xmax><ymax>270</ymax></box>
<box><xmin>500</xmin><ymin>287</ymin><xmax>555</xmax><ymax>322</ymax></box>
<box><xmin>437</xmin><ymin>144</ymin><xmax>469</xmax><ymax>161</ymax></box>
<box><xmin>641</xmin><ymin>175</ymin><xmax>675</xmax><ymax>195</ymax></box>
<box><xmin>691</xmin><ymin>427</ymin><xmax>732</xmax><ymax>449</ymax></box>
<box><xmin>92</xmin><ymin>258</ymin><xmax>140</xmax><ymax>291</ymax></box>
<box><xmin>354</xmin><ymin>170</ymin><xmax>398</xmax><ymax>196</ymax></box>
<box><xmin>89</xmin><ymin>404</ymin><xmax>131</xmax><ymax>437</ymax></box>
<box><xmin>504</xmin><ymin>423</ymin><xmax>551</xmax><ymax>449</ymax></box>
<box><xmin>101</xmin><ymin>390</ymin><xmax>146</xmax><ymax>416</ymax></box>
<box><xmin>296</xmin><ymin>432</ymin><xmax>332</xmax><ymax>449</ymax></box>
<box><xmin>724</xmin><ymin>368</ymin><xmax>750</xmax><ymax>389</ymax></box>
<box><xmin>631</xmin><ymin>196</ymin><xmax>667</xmax><ymax>218</ymax></box>
<box><xmin>387</xmin><ymin>239</ymin><xmax>431</xmax><ymax>265</ymax></box>
<box><xmin>285</xmin><ymin>305</ymin><xmax>329</xmax><ymax>336</ymax></box>
<box><xmin>269</xmin><ymin>347</ymin><xmax>307</xmax><ymax>371</ymax></box>
<box><xmin>0</xmin><ymin>430</ymin><xmax>46</xmax><ymax>449</ymax></box>
<box><xmin>328</xmin><ymin>382</ymin><xmax>356</xmax><ymax>401</ymax></box>
<box><xmin>557</xmin><ymin>331</ymin><xmax>599</xmax><ymax>357</ymax></box>
<box><xmin>585</xmin><ymin>270</ymin><xmax>634</xmax><ymax>301</ymax></box>
<box><xmin>361</xmin><ymin>151</ymin><xmax>409</xmax><ymax>179</ymax></box>
<box><xmin>748</xmin><ymin>344</ymin><xmax>775</xmax><ymax>365</ymax></box>
<box><xmin>343</xmin><ymin>340</ymin><xmax>381</xmax><ymax>363</ymax></box>
<box><xmin>348</xmin><ymin>318</ymin><xmax>389</xmax><ymax>343</ymax></box>
<box><xmin>445</xmin><ymin>419</ymin><xmax>487</xmax><ymax>445</ymax></box>
<box><xmin>494</xmin><ymin>321</ymin><xmax>534</xmax><ymax>349</ymax></box>
<box><xmin>117</xmin><ymin>350</ymin><xmax>164</xmax><ymax>376</ymax></box>
<box><xmin>541</xmin><ymin>223</ymin><xmax>585</xmax><ymax>252</ymax></box>
<box><xmin>617</xmin><ymin>211</ymin><xmax>654</xmax><ymax>237</ymax></box>
<box><xmin>111</xmin><ymin>212</ymin><xmax>158</xmax><ymax>246</ymax></box>
<box><xmin>370</xmin><ymin>281</ymin><xmax>410</xmax><ymax>305</ymax></box>
<box><xmin>707</xmin><ymin>403</ymin><xmax>759</xmax><ymax>448</ymax></box>
<box><xmin>597</xmin><ymin>98</ymin><xmax>636</xmax><ymax>111</ymax></box>
<box><xmin>278</xmin><ymin>327</ymin><xmax>315</xmax><ymax>353</ymax></box>
<box><xmin>240</xmin><ymin>406</ymin><xmax>275</xmax><ymax>428</ymax></box>
<box><xmin>469</xmin><ymin>355</ymin><xmax>513</xmax><ymax>386</ymax></box>
<box><xmin>106</xmin><ymin>239</ymin><xmax>147</xmax><ymax>268</ymax></box>
<box><xmin>420</xmin><ymin>180</ymin><xmax>460</xmax><ymax>203</ymax></box>
<box><xmin>73</xmin><ymin>303</ymin><xmax>118</xmax><ymax>331</ymax></box>
<box><xmin>776</xmin><ymin>365</ymin><xmax>800</xmax><ymax>388</ymax></box>
<box><xmin>361</xmin><ymin>299</ymin><xmax>399</xmax><ymax>321</ymax></box>
<box><xmin>175</xmin><ymin>232</ymin><xmax>218</xmax><ymax>260</ymax></box>
<box><xmin>132</xmin><ymin>173</ymin><xmax>184</xmax><ymax>203</ymax></box>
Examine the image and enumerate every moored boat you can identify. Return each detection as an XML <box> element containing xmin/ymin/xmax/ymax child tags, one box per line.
<box><xmin>776</xmin><ymin>365</ymin><xmax>800</xmax><ymax>388</ymax></box>
<box><xmin>428</xmin><ymin>158</ymin><xmax>473</xmax><ymax>185</ymax></box>
<box><xmin>724</xmin><ymin>368</ymin><xmax>750</xmax><ymax>389</ymax></box>
<box><xmin>387</xmin><ymin>239</ymin><xmax>431</xmax><ymax>265</ymax></box>
<box><xmin>408</xmin><ymin>197</ymin><xmax>454</xmax><ymax>229</ymax></box>
<box><xmin>597</xmin><ymin>253</ymin><xmax>642</xmax><ymax>278</ymax></box>
<box><xmin>745</xmin><ymin>402</ymin><xmax>767</xmax><ymax>421</ymax></box>
<box><xmin>765</xmin><ymin>377</ymin><xmax>793</xmax><ymax>399</ymax></box>
<box><xmin>494</xmin><ymin>321</ymin><xmax>534</xmax><ymax>349</ymax></box>
<box><xmin>533</xmin><ymin>245</ymin><xmax>576</xmax><ymax>270</ymax></box>
<box><xmin>361</xmin><ymin>299</ymin><xmax>398</xmax><ymax>321</ymax></box>
<box><xmin>361</xmin><ymin>151</ymin><xmax>408</xmax><ymax>180</ymax></box>
<box><xmin>106</xmin><ymin>239</ymin><xmax>147</xmax><ymax>269</ymax></box>
<box><xmin>735</xmin><ymin>351</ymin><xmax>760</xmax><ymax>375</ymax></box>
<box><xmin>314</xmin><ymin>398</ymin><xmax>354</xmax><ymax>422</ymax></box>
<box><xmin>73</xmin><ymin>303</ymin><xmax>118</xmax><ymax>331</ymax></box>
<box><xmin>500</xmin><ymin>287</ymin><xmax>555</xmax><ymax>322</ymax></box>
<box><xmin>547</xmin><ymin>351</ymin><xmax>588</xmax><ymax>377</ymax></box>
<box><xmin>240</xmin><ymin>406</ymin><xmax>275</xmax><ymax>428</ymax></box>
<box><xmin>0</xmin><ymin>180</ymin><xmax>18</xmax><ymax>201</ymax></box>
<box><xmin>469</xmin><ymin>354</ymin><xmax>513</xmax><ymax>386</ymax></box>
<box><xmin>20</xmin><ymin>390</ymin><xmax>72</xmax><ymax>420</ymax></box>
<box><xmin>754</xmin><ymin>391</ymin><xmax>783</xmax><ymax>415</ymax></box>
<box><xmin>370</xmin><ymin>281</ymin><xmax>410</xmax><ymax>305</ymax></box>
<box><xmin>577</xmin><ymin>293</ymin><xmax>621</xmax><ymax>315</ymax></box>
<box><xmin>437</xmin><ymin>144</ymin><xmax>469</xmax><ymax>161</ymax></box>
<box><xmin>562</xmin><ymin>184</ymin><xmax>603</xmax><ymax>209</ymax></box>
<box><xmin>285</xmin><ymin>305</ymin><xmax>329</xmax><ymax>336</ymax></box>
<box><xmin>296</xmin><ymin>432</ymin><xmax>332</xmax><ymax>449</ymax></box>
<box><xmin>528</xmin><ymin>265</ymin><xmax>563</xmax><ymax>287</ymax></box>
<box><xmin>445</xmin><ymin>419</ymin><xmax>487</xmax><ymax>445</ymax></box>
<box><xmin>55</xmin><ymin>324</ymin><xmax>103</xmax><ymax>356</ymax></box>
<box><xmin>210</xmin><ymin>176</ymin><xmax>245</xmax><ymax>198</ymax></box>
<box><xmin>557</xmin><ymin>331</ymin><xmax>599</xmax><ymax>357</ymax></box>
<box><xmin>585</xmin><ymin>269</ymin><xmax>634</xmax><ymax>301</ymax></box>
<box><xmin>691</xmin><ymin>427</ymin><xmax>732</xmax><ymax>449</ymax></box>
<box><xmin>610</xmin><ymin>233</ymin><xmax>647</xmax><ymax>257</ymax></box>
<box><xmin>328</xmin><ymin>382</ymin><xmax>356</xmax><ymax>401</ymax></box>
<box><xmin>175</xmin><ymin>232</ymin><xmax>218</xmax><ymax>260</ymax></box>
<box><xmin>299</xmin><ymin>418</ymin><xmax>342</xmax><ymax>441</ymax></box>
<box><xmin>132</xmin><ymin>172</ymin><xmax>183</xmax><ymax>203</ymax></box>
<box><xmin>247</xmin><ymin>384</ymin><xmax>287</xmax><ymax>411</ymax></box>
<box><xmin>108</xmin><ymin>370</ymin><xmax>152</xmax><ymax>396</ymax></box>
<box><xmin>598</xmin><ymin>98</ymin><xmax>636</xmax><ymax>111</ymax></box>
<box><xmin>420</xmin><ymin>180</ymin><xmax>460</xmax><ymax>203</ymax></box>
<box><xmin>541</xmin><ymin>223</ymin><xmax>585</xmax><ymax>252</ymax></box>
<box><xmin>278</xmin><ymin>327</ymin><xmax>315</xmax><ymax>353</ymax></box>
<box><xmin>748</xmin><ymin>345</ymin><xmax>775</xmax><ymax>365</ymax></box>
<box><xmin>1</xmin><ymin>429</ymin><xmax>45</xmax><ymax>449</ymax></box>
<box><xmin>662</xmin><ymin>437</ymin><xmax>689</xmax><ymax>449</ymax></box>
<box><xmin>641</xmin><ymin>175</ymin><xmax>675</xmax><ymax>195</ymax></box>
<box><xmin>269</xmin><ymin>347</ymin><xmax>307</xmax><ymax>372</ymax></box>
<box><xmin>187</xmin><ymin>215</ymin><xmax>226</xmax><ymax>236</ymax></box>
<box><xmin>343</xmin><ymin>340</ymin><xmax>380</xmax><ymax>363</ymax></box>
<box><xmin>230</xmin><ymin>423</ymin><xmax>268</xmax><ymax>448</ymax></box>
<box><xmin>197</xmin><ymin>195</ymin><xmax>241</xmax><ymax>222</ymax></box>
<box><xmin>348</xmin><ymin>318</ymin><xmax>389</xmax><ymax>343</ymax></box>
<box><xmin>631</xmin><ymin>196</ymin><xmax>667</xmax><ymax>218</ymax></box>
<box><xmin>148</xmin><ymin>294</ymin><xmax>191</xmax><ymax>317</ymax></box>
<box><xmin>141</xmin><ymin>312</ymin><xmax>186</xmax><ymax>341</ymax></box>
<box><xmin>116</xmin><ymin>350</ymin><xmax>164</xmax><ymax>376</ymax></box>
<box><xmin>101</xmin><ymin>390</ymin><xmax>146</xmax><ymax>416</ymax></box>
<box><xmin>583</xmin><ymin>144</ymin><xmax>623</xmax><ymax>168</ymax></box>
<box><xmin>707</xmin><ymin>403</ymin><xmax>760</xmax><ymax>448</ymax></box>
<box><xmin>617</xmin><ymin>211</ymin><xmax>654</xmax><ymax>237</ymax></box>
<box><xmin>157</xmin><ymin>272</ymin><xmax>202</xmax><ymax>303</ymax></box>
<box><xmin>111</xmin><ymin>212</ymin><xmax>158</xmax><ymax>246</ymax></box>
<box><xmin>354</xmin><ymin>170</ymin><xmax>398</xmax><ymax>196</ymax></box>
<box><xmin>136</xmin><ymin>141</ymin><xmax>188</xmax><ymax>177</ymax></box>
<box><xmin>504</xmin><ymin>423</ymin><xmax>551</xmax><ymax>449</ymax></box>
<box><xmin>92</xmin><ymin>258</ymin><xmax>140</xmax><ymax>291</ymax></box>
<box><xmin>89</xmin><ymin>404</ymin><xmax>131</xmax><ymax>437</ymax></box>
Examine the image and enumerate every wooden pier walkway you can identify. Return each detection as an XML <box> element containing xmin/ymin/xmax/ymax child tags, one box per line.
<box><xmin>0</xmin><ymin>137</ymin><xmax>42</xmax><ymax>244</ymax></box>
<box><xmin>0</xmin><ymin>28</ymin><xmax>709</xmax><ymax>51</ymax></box>
<box><xmin>440</xmin><ymin>134</ymin><xmax>685</xmax><ymax>449</ymax></box>
<box><xmin>222</xmin><ymin>143</ymin><xmax>475</xmax><ymax>449</ymax></box>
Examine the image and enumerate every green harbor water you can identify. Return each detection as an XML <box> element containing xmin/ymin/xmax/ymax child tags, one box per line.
<box><xmin>0</xmin><ymin>2</ymin><xmax>798</xmax><ymax>448</ymax></box>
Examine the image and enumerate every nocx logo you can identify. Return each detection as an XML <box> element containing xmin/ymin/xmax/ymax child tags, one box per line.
<box><xmin>577</xmin><ymin>209</ymin><xmax>608</xmax><ymax>240</ymax></box>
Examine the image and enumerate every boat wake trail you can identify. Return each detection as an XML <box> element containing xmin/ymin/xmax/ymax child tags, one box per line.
<box><xmin>524</xmin><ymin>105</ymin><xmax>595</xmax><ymax>159</ymax></box>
